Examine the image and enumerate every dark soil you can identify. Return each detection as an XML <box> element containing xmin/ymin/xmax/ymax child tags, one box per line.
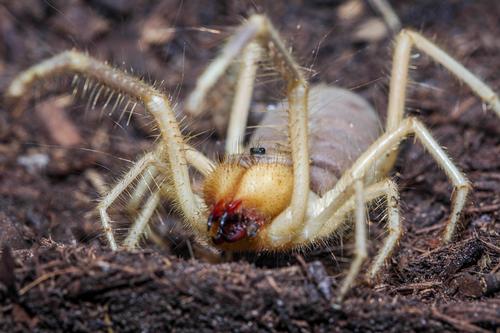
<box><xmin>0</xmin><ymin>1</ymin><xmax>499</xmax><ymax>332</ymax></box>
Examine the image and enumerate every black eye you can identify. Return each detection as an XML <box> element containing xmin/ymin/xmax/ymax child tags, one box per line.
<box><xmin>250</xmin><ymin>147</ymin><xmax>266</xmax><ymax>155</ymax></box>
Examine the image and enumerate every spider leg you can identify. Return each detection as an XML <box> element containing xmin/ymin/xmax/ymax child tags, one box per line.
<box><xmin>388</xmin><ymin>30</ymin><xmax>500</xmax><ymax>130</ymax></box>
<box><xmin>225</xmin><ymin>42</ymin><xmax>261</xmax><ymax>154</ymax></box>
<box><xmin>98</xmin><ymin>151</ymin><xmax>158</xmax><ymax>250</ymax></box>
<box><xmin>294</xmin><ymin>113</ymin><xmax>467</xmax><ymax>298</ymax></box>
<box><xmin>184</xmin><ymin>144</ymin><xmax>216</xmax><ymax>177</ymax></box>
<box><xmin>282</xmin><ymin>114</ymin><xmax>469</xmax><ymax>295</ymax></box>
<box><xmin>381</xmin><ymin>29</ymin><xmax>500</xmax><ymax>174</ymax></box>
<box><xmin>304</xmin><ymin>28</ymin><xmax>500</xmax><ymax>245</ymax></box>
<box><xmin>6</xmin><ymin>51</ymin><xmax>213</xmax><ymax>237</ymax></box>
<box><xmin>127</xmin><ymin>165</ymin><xmax>158</xmax><ymax>214</ymax></box>
<box><xmin>289</xmin><ymin>178</ymin><xmax>400</xmax><ymax>298</ymax></box>
<box><xmin>337</xmin><ymin>180</ymin><xmax>368</xmax><ymax>302</ymax></box>
<box><xmin>333</xmin><ymin>179</ymin><xmax>400</xmax><ymax>300</ymax></box>
<box><xmin>319</xmin><ymin>28</ymin><xmax>500</xmax><ymax>289</ymax></box>
<box><xmin>126</xmin><ymin>143</ymin><xmax>214</xmax><ymax>227</ymax></box>
<box><xmin>124</xmin><ymin>146</ymin><xmax>216</xmax><ymax>249</ymax></box>
<box><xmin>123</xmin><ymin>190</ymin><xmax>161</xmax><ymax>250</ymax></box>
<box><xmin>366</xmin><ymin>178</ymin><xmax>400</xmax><ymax>279</ymax></box>
<box><xmin>277</xmin><ymin>114</ymin><xmax>469</xmax><ymax>297</ymax></box>
<box><xmin>322</xmin><ymin>179</ymin><xmax>401</xmax><ymax>283</ymax></box>
<box><xmin>185</xmin><ymin>14</ymin><xmax>310</xmax><ymax>237</ymax></box>
<box><xmin>349</xmin><ymin>117</ymin><xmax>470</xmax><ymax>243</ymax></box>
<box><xmin>315</xmin><ymin>179</ymin><xmax>399</xmax><ymax>241</ymax></box>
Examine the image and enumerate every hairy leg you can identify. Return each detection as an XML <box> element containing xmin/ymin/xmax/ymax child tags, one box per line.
<box><xmin>288</xmin><ymin>178</ymin><xmax>401</xmax><ymax>298</ymax></box>
<box><xmin>286</xmin><ymin>114</ymin><xmax>468</xmax><ymax>251</ymax></box>
<box><xmin>381</xmin><ymin>29</ymin><xmax>500</xmax><ymax>174</ymax></box>
<box><xmin>350</xmin><ymin>117</ymin><xmax>469</xmax><ymax>243</ymax></box>
<box><xmin>6</xmin><ymin>51</ymin><xmax>211</xmax><ymax>234</ymax></box>
<box><xmin>127</xmin><ymin>165</ymin><xmax>158</xmax><ymax>214</ymax></box>
<box><xmin>98</xmin><ymin>151</ymin><xmax>158</xmax><ymax>250</ymax></box>
<box><xmin>366</xmin><ymin>179</ymin><xmax>400</xmax><ymax>279</ymax></box>
<box><xmin>271</xmin><ymin>29</ymin><xmax>499</xmax><ymax>247</ymax></box>
<box><xmin>336</xmin><ymin>180</ymin><xmax>368</xmax><ymax>302</ymax></box>
<box><xmin>127</xmin><ymin>143</ymin><xmax>213</xmax><ymax>214</ymax></box>
<box><xmin>225</xmin><ymin>42</ymin><xmax>261</xmax><ymax>154</ymax></box>
<box><xmin>123</xmin><ymin>190</ymin><xmax>161</xmax><ymax>250</ymax></box>
<box><xmin>322</xmin><ymin>179</ymin><xmax>401</xmax><ymax>281</ymax></box>
<box><xmin>336</xmin><ymin>178</ymin><xmax>400</xmax><ymax>300</ymax></box>
<box><xmin>387</xmin><ymin>29</ymin><xmax>500</xmax><ymax>131</ymax></box>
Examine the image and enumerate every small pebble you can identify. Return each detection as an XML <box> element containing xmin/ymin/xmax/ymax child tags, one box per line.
<box><xmin>17</xmin><ymin>153</ymin><xmax>50</xmax><ymax>173</ymax></box>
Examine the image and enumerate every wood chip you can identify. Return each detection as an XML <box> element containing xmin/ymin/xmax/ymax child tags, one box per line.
<box><xmin>337</xmin><ymin>0</ymin><xmax>365</xmax><ymax>21</ymax></box>
<box><xmin>352</xmin><ymin>18</ymin><xmax>388</xmax><ymax>42</ymax></box>
<box><xmin>35</xmin><ymin>95</ymin><xmax>82</xmax><ymax>147</ymax></box>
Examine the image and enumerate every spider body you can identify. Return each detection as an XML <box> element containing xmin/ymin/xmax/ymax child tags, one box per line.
<box><xmin>205</xmin><ymin>84</ymin><xmax>382</xmax><ymax>250</ymax></box>
<box><xmin>6</xmin><ymin>14</ymin><xmax>499</xmax><ymax>300</ymax></box>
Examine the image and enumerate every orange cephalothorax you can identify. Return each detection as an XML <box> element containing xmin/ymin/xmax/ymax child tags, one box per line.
<box><xmin>203</xmin><ymin>160</ymin><xmax>293</xmax><ymax>246</ymax></box>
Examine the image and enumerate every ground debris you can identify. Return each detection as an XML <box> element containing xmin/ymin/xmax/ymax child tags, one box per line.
<box><xmin>34</xmin><ymin>95</ymin><xmax>82</xmax><ymax>148</ymax></box>
<box><xmin>0</xmin><ymin>242</ymin><xmax>496</xmax><ymax>332</ymax></box>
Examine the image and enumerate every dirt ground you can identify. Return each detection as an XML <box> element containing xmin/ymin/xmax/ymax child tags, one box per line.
<box><xmin>0</xmin><ymin>0</ymin><xmax>499</xmax><ymax>332</ymax></box>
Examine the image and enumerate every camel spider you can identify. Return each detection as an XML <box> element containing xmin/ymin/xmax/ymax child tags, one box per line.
<box><xmin>6</xmin><ymin>14</ymin><xmax>500</xmax><ymax>301</ymax></box>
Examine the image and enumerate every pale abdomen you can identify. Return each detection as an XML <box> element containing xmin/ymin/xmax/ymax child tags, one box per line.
<box><xmin>250</xmin><ymin>84</ymin><xmax>382</xmax><ymax>195</ymax></box>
